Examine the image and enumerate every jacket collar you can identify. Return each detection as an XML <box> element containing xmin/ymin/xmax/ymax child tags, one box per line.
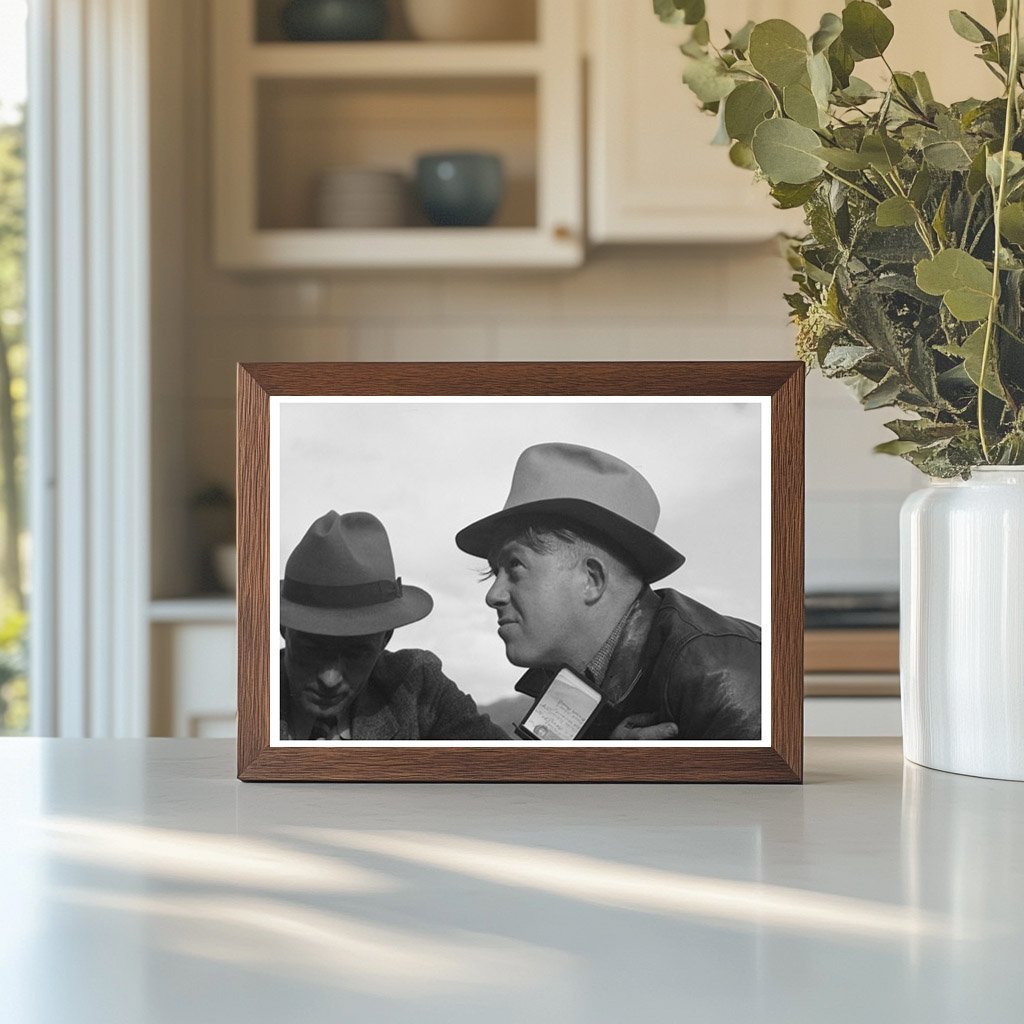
<box><xmin>515</xmin><ymin>588</ymin><xmax>659</xmax><ymax>709</ymax></box>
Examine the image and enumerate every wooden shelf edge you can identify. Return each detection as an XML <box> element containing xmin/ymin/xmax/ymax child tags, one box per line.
<box><xmin>249</xmin><ymin>42</ymin><xmax>543</xmax><ymax>78</ymax></box>
<box><xmin>217</xmin><ymin>227</ymin><xmax>584</xmax><ymax>270</ymax></box>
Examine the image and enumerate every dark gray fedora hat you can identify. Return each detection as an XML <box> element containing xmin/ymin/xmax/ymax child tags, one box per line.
<box><xmin>455</xmin><ymin>443</ymin><xmax>685</xmax><ymax>583</ymax></box>
<box><xmin>280</xmin><ymin>511</ymin><xmax>432</xmax><ymax>636</ymax></box>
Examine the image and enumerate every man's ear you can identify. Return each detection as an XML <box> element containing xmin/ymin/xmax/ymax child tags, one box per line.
<box><xmin>581</xmin><ymin>556</ymin><xmax>608</xmax><ymax>605</ymax></box>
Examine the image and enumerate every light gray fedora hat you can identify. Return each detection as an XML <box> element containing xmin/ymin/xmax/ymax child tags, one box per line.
<box><xmin>280</xmin><ymin>511</ymin><xmax>432</xmax><ymax>636</ymax></box>
<box><xmin>455</xmin><ymin>443</ymin><xmax>685</xmax><ymax>583</ymax></box>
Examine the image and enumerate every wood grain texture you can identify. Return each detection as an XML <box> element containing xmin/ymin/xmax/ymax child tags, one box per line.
<box><xmin>236</xmin><ymin>361</ymin><xmax>805</xmax><ymax>783</ymax></box>
<box><xmin>237</xmin><ymin>365</ymin><xmax>270</xmax><ymax>779</ymax></box>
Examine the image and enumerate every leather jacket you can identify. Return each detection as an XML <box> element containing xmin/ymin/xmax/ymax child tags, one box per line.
<box><xmin>515</xmin><ymin>587</ymin><xmax>762</xmax><ymax>740</ymax></box>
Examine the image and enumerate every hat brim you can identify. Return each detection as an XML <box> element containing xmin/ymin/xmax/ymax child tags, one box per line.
<box><xmin>279</xmin><ymin>583</ymin><xmax>433</xmax><ymax>637</ymax></box>
<box><xmin>455</xmin><ymin>499</ymin><xmax>685</xmax><ymax>584</ymax></box>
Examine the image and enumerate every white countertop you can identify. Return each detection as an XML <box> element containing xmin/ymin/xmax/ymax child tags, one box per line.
<box><xmin>1</xmin><ymin>738</ymin><xmax>1020</xmax><ymax>1023</ymax></box>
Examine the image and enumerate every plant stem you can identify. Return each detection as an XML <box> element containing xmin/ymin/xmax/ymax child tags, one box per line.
<box><xmin>979</xmin><ymin>0</ymin><xmax>1021</xmax><ymax>462</ymax></box>
<box><xmin>822</xmin><ymin>167</ymin><xmax>880</xmax><ymax>205</ymax></box>
<box><xmin>884</xmin><ymin>170</ymin><xmax>938</xmax><ymax>255</ymax></box>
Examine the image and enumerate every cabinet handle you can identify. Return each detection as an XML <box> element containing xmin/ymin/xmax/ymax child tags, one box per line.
<box><xmin>553</xmin><ymin>224</ymin><xmax>575</xmax><ymax>241</ymax></box>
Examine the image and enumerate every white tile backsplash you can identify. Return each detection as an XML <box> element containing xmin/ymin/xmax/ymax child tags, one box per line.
<box><xmin>182</xmin><ymin>249</ymin><xmax>918</xmax><ymax>592</ymax></box>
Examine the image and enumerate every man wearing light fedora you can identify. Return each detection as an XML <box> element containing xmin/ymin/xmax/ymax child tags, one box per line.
<box><xmin>456</xmin><ymin>443</ymin><xmax>762</xmax><ymax>741</ymax></box>
<box><xmin>280</xmin><ymin>510</ymin><xmax>508</xmax><ymax>741</ymax></box>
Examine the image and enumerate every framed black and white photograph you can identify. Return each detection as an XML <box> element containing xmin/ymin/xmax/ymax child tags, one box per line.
<box><xmin>237</xmin><ymin>362</ymin><xmax>804</xmax><ymax>782</ymax></box>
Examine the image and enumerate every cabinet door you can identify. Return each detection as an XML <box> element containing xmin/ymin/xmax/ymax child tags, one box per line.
<box><xmin>587</xmin><ymin>0</ymin><xmax>812</xmax><ymax>242</ymax></box>
<box><xmin>587</xmin><ymin>0</ymin><xmax>996</xmax><ymax>244</ymax></box>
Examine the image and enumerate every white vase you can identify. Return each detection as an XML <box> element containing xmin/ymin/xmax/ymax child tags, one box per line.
<box><xmin>900</xmin><ymin>467</ymin><xmax>1024</xmax><ymax>781</ymax></box>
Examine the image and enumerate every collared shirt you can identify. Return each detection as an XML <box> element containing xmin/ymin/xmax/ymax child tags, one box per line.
<box><xmin>584</xmin><ymin>599</ymin><xmax>639</xmax><ymax>686</ymax></box>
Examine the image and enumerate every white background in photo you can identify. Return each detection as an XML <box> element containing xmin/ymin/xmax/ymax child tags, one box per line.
<box><xmin>276</xmin><ymin>398</ymin><xmax>763</xmax><ymax>706</ymax></box>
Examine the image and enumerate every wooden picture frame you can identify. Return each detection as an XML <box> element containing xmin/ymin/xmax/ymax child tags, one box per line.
<box><xmin>237</xmin><ymin>362</ymin><xmax>804</xmax><ymax>782</ymax></box>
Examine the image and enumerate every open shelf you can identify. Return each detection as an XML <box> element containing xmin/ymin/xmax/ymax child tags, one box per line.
<box><xmin>212</xmin><ymin>0</ymin><xmax>581</xmax><ymax>268</ymax></box>
<box><xmin>257</xmin><ymin>76</ymin><xmax>537</xmax><ymax>232</ymax></box>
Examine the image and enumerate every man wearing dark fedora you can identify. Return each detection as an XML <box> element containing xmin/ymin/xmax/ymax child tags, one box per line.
<box><xmin>456</xmin><ymin>443</ymin><xmax>762</xmax><ymax>741</ymax></box>
<box><xmin>280</xmin><ymin>510</ymin><xmax>508</xmax><ymax>741</ymax></box>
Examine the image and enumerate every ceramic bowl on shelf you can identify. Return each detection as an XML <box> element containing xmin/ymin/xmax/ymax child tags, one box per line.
<box><xmin>403</xmin><ymin>0</ymin><xmax>534</xmax><ymax>42</ymax></box>
<box><xmin>315</xmin><ymin>167</ymin><xmax>408</xmax><ymax>228</ymax></box>
<box><xmin>280</xmin><ymin>0</ymin><xmax>388</xmax><ymax>42</ymax></box>
<box><xmin>414</xmin><ymin>152</ymin><xmax>504</xmax><ymax>227</ymax></box>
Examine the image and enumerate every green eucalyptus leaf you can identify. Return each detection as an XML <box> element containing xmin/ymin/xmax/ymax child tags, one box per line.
<box><xmin>861</xmin><ymin>133</ymin><xmax>904</xmax><ymax>173</ymax></box>
<box><xmin>1000</xmin><ymin>203</ymin><xmax>1024</xmax><ymax>245</ymax></box>
<box><xmin>653</xmin><ymin>0</ymin><xmax>705</xmax><ymax>26</ymax></box>
<box><xmin>862</xmin><ymin>374</ymin><xmax>903</xmax><ymax>409</ymax></box>
<box><xmin>752</xmin><ymin>118</ymin><xmax>828</xmax><ymax>184</ymax></box>
<box><xmin>874</xmin><ymin>439</ymin><xmax>921</xmax><ymax>455</ymax></box>
<box><xmin>813</xmin><ymin>146</ymin><xmax>872</xmax><ymax>170</ymax></box>
<box><xmin>986</xmin><ymin>150</ymin><xmax>1024</xmax><ymax>191</ymax></box>
<box><xmin>683</xmin><ymin>0</ymin><xmax>705</xmax><ymax>24</ymax></box>
<box><xmin>653</xmin><ymin>0</ymin><xmax>682</xmax><ymax>24</ymax></box>
<box><xmin>837</xmin><ymin>76</ymin><xmax>879</xmax><ymax>104</ymax></box>
<box><xmin>884</xmin><ymin>418</ymin><xmax>963</xmax><ymax>443</ymax></box>
<box><xmin>810</xmin><ymin>12</ymin><xmax>843</xmax><ymax>54</ymax></box>
<box><xmin>784</xmin><ymin>80</ymin><xmax>824</xmax><ymax>129</ymax></box>
<box><xmin>939</xmin><ymin>325</ymin><xmax>1006</xmax><ymax>397</ymax></box>
<box><xmin>913</xmin><ymin>71</ymin><xmax>935</xmax><ymax>104</ymax></box>
<box><xmin>692</xmin><ymin>19</ymin><xmax>710</xmax><ymax>45</ymax></box>
<box><xmin>948</xmin><ymin>10</ymin><xmax>994</xmax><ymax>44</ymax></box>
<box><xmin>827</xmin><ymin>35</ymin><xmax>856</xmax><ymax>88</ymax></box>
<box><xmin>892</xmin><ymin>72</ymin><xmax>921</xmax><ymax>107</ymax></box>
<box><xmin>725</xmin><ymin>58</ymin><xmax>757</xmax><ymax>75</ymax></box>
<box><xmin>909</xmin><ymin>164</ymin><xmax>934</xmax><ymax>205</ymax></box>
<box><xmin>771</xmin><ymin>179</ymin><xmax>820</xmax><ymax>209</ymax></box>
<box><xmin>808</xmin><ymin>52</ymin><xmax>833</xmax><ymax>109</ymax></box>
<box><xmin>932</xmin><ymin>190</ymin><xmax>950</xmax><ymax>247</ymax></box>
<box><xmin>916</xmin><ymin>249</ymin><xmax>994</xmax><ymax>322</ymax></box>
<box><xmin>923</xmin><ymin>140</ymin><xmax>973</xmax><ymax>171</ymax></box>
<box><xmin>993</xmin><ymin>0</ymin><xmax>1008</xmax><ymax>24</ymax></box>
<box><xmin>842</xmin><ymin>1</ymin><xmax>895</xmax><ymax>59</ymax></box>
<box><xmin>729</xmin><ymin>140</ymin><xmax>758</xmax><ymax>169</ymax></box>
<box><xmin>748</xmin><ymin>20</ymin><xmax>809</xmax><ymax>86</ymax></box>
<box><xmin>724</xmin><ymin>20</ymin><xmax>755</xmax><ymax>53</ymax></box>
<box><xmin>876</xmin><ymin>196</ymin><xmax>918</xmax><ymax>228</ymax></box>
<box><xmin>683</xmin><ymin>57</ymin><xmax>737</xmax><ymax>104</ymax></box>
<box><xmin>967</xmin><ymin>144</ymin><xmax>992</xmax><ymax>194</ymax></box>
<box><xmin>944</xmin><ymin>288</ymin><xmax>994</xmax><ymax>323</ymax></box>
<box><xmin>724</xmin><ymin>81</ymin><xmax>775</xmax><ymax>144</ymax></box>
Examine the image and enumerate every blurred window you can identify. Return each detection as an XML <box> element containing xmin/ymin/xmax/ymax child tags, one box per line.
<box><xmin>0</xmin><ymin>0</ymin><xmax>28</xmax><ymax>734</ymax></box>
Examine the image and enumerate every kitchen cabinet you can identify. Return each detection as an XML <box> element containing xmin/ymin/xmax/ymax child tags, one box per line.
<box><xmin>587</xmin><ymin>0</ymin><xmax>812</xmax><ymax>243</ymax></box>
<box><xmin>211</xmin><ymin>0</ymin><xmax>583</xmax><ymax>268</ymax></box>
<box><xmin>586</xmin><ymin>0</ymin><xmax>1000</xmax><ymax>244</ymax></box>
<box><xmin>150</xmin><ymin>600</ymin><xmax>237</xmax><ymax>738</ymax></box>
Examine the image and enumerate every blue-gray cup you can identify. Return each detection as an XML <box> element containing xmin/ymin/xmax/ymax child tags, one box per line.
<box><xmin>415</xmin><ymin>152</ymin><xmax>505</xmax><ymax>228</ymax></box>
<box><xmin>280</xmin><ymin>0</ymin><xmax>388</xmax><ymax>42</ymax></box>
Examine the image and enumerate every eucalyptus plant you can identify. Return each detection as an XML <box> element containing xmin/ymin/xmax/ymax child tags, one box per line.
<box><xmin>656</xmin><ymin>0</ymin><xmax>1024</xmax><ymax>476</ymax></box>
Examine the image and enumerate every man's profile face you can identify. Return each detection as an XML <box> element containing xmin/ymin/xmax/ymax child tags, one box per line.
<box><xmin>484</xmin><ymin>539</ymin><xmax>585</xmax><ymax>669</ymax></box>
<box><xmin>283</xmin><ymin>628</ymin><xmax>386</xmax><ymax>720</ymax></box>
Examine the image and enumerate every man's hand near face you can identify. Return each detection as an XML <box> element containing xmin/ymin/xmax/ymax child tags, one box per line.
<box><xmin>609</xmin><ymin>711</ymin><xmax>678</xmax><ymax>741</ymax></box>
